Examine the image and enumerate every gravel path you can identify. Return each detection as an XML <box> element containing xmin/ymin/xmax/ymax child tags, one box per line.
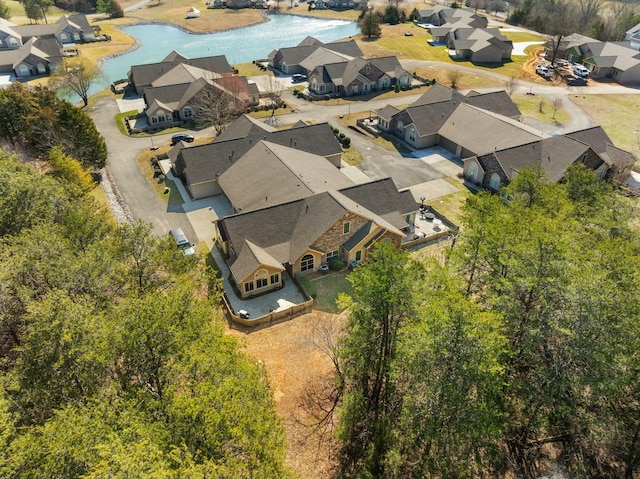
<box><xmin>99</xmin><ymin>167</ymin><xmax>135</xmax><ymax>225</ymax></box>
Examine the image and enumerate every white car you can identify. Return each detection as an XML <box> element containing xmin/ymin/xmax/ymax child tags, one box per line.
<box><xmin>573</xmin><ymin>64</ymin><xmax>589</xmax><ymax>78</ymax></box>
<box><xmin>536</xmin><ymin>65</ymin><xmax>551</xmax><ymax>79</ymax></box>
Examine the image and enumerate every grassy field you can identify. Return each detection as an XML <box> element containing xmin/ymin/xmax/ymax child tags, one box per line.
<box><xmin>571</xmin><ymin>94</ymin><xmax>640</xmax><ymax>156</ymax></box>
<box><xmin>311</xmin><ymin>271</ymin><xmax>353</xmax><ymax>313</ymax></box>
<box><xmin>513</xmin><ymin>93</ymin><xmax>571</xmax><ymax>126</ymax></box>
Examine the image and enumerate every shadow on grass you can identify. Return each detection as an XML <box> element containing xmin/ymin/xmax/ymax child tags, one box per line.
<box><xmin>311</xmin><ymin>271</ymin><xmax>353</xmax><ymax>313</ymax></box>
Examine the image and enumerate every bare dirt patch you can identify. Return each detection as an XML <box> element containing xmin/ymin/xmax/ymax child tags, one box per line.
<box><xmin>229</xmin><ymin>310</ymin><xmax>345</xmax><ymax>478</ymax></box>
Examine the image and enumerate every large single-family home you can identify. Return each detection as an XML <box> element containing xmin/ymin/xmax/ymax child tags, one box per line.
<box><xmin>445</xmin><ymin>27</ymin><xmax>512</xmax><ymax>63</ymax></box>
<box><xmin>308</xmin><ymin>56</ymin><xmax>412</xmax><ymax>96</ymax></box>
<box><xmin>414</xmin><ymin>5</ymin><xmax>488</xmax><ymax>27</ymax></box>
<box><xmin>142</xmin><ymin>71</ymin><xmax>258</xmax><ymax>128</ymax></box>
<box><xmin>376</xmin><ymin>84</ymin><xmax>531</xmax><ymax>156</ymax></box>
<box><xmin>170</xmin><ymin>115</ymin><xmax>344</xmax><ymax>199</ymax></box>
<box><xmin>216</xmin><ymin>178</ymin><xmax>417</xmax><ymax>298</ymax></box>
<box><xmin>128</xmin><ymin>51</ymin><xmax>235</xmax><ymax>94</ymax></box>
<box><xmin>0</xmin><ymin>14</ymin><xmax>96</xmax><ymax>79</ymax></box>
<box><xmin>552</xmin><ymin>34</ymin><xmax>640</xmax><ymax>85</ymax></box>
<box><xmin>268</xmin><ymin>36</ymin><xmax>362</xmax><ymax>75</ymax></box>
<box><xmin>463</xmin><ymin>126</ymin><xmax>636</xmax><ymax>190</ymax></box>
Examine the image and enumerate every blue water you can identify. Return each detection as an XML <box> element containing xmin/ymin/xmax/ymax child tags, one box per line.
<box><xmin>100</xmin><ymin>14</ymin><xmax>360</xmax><ymax>84</ymax></box>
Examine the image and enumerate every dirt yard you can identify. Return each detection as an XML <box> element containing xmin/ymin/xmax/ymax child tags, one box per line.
<box><xmin>229</xmin><ymin>311</ymin><xmax>346</xmax><ymax>478</ymax></box>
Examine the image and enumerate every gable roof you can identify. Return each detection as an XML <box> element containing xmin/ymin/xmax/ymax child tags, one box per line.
<box><xmin>479</xmin><ymin>135</ymin><xmax>596</xmax><ymax>183</ymax></box>
<box><xmin>229</xmin><ymin>239</ymin><xmax>284</xmax><ymax>284</ymax></box>
<box><xmin>128</xmin><ymin>52</ymin><xmax>233</xmax><ymax>89</ymax></box>
<box><xmin>566</xmin><ymin>126</ymin><xmax>636</xmax><ymax>170</ymax></box>
<box><xmin>218</xmin><ymin>140</ymin><xmax>354</xmax><ymax>212</ymax></box>
<box><xmin>220</xmin><ymin>182</ymin><xmax>409</xmax><ymax>275</ymax></box>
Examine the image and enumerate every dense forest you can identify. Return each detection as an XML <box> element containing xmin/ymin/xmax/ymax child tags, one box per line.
<box><xmin>333</xmin><ymin>167</ymin><xmax>640</xmax><ymax>479</ymax></box>
<box><xmin>0</xmin><ymin>86</ymin><xmax>291</xmax><ymax>476</ymax></box>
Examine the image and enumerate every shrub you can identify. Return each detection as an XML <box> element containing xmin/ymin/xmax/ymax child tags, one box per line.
<box><xmin>341</xmin><ymin>137</ymin><xmax>351</xmax><ymax>148</ymax></box>
<box><xmin>328</xmin><ymin>257</ymin><xmax>344</xmax><ymax>271</ymax></box>
<box><xmin>339</xmin><ymin>132</ymin><xmax>345</xmax><ymax>139</ymax></box>
<box><xmin>394</xmin><ymin>84</ymin><xmax>400</xmax><ymax>93</ymax></box>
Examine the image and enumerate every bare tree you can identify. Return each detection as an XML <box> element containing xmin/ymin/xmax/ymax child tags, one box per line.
<box><xmin>551</xmin><ymin>97</ymin><xmax>562</xmax><ymax>120</ymax></box>
<box><xmin>577</xmin><ymin>0</ymin><xmax>604</xmax><ymax>30</ymax></box>
<box><xmin>543</xmin><ymin>0</ymin><xmax>579</xmax><ymax>66</ymax></box>
<box><xmin>50</xmin><ymin>57</ymin><xmax>106</xmax><ymax>107</ymax></box>
<box><xmin>468</xmin><ymin>0</ymin><xmax>484</xmax><ymax>12</ymax></box>
<box><xmin>264</xmin><ymin>74</ymin><xmax>286</xmax><ymax>107</ymax></box>
<box><xmin>504</xmin><ymin>76</ymin><xmax>520</xmax><ymax>97</ymax></box>
<box><xmin>190</xmin><ymin>77</ymin><xmax>246</xmax><ymax>136</ymax></box>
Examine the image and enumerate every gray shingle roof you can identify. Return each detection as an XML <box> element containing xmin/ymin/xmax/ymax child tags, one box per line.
<box><xmin>218</xmin><ymin>140</ymin><xmax>354</xmax><ymax>212</ymax></box>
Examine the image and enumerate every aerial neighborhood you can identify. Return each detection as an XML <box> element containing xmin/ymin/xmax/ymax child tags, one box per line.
<box><xmin>2</xmin><ymin>2</ymin><xmax>640</xmax><ymax>478</ymax></box>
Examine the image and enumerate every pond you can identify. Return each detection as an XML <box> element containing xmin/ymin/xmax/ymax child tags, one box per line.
<box><xmin>100</xmin><ymin>14</ymin><xmax>360</xmax><ymax>85</ymax></box>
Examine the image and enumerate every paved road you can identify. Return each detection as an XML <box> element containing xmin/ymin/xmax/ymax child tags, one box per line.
<box><xmin>89</xmin><ymin>98</ymin><xmax>198</xmax><ymax>240</ymax></box>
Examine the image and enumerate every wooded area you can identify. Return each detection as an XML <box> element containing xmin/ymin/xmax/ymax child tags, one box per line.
<box><xmin>332</xmin><ymin>166</ymin><xmax>640</xmax><ymax>479</ymax></box>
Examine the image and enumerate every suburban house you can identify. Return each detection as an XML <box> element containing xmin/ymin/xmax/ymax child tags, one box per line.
<box><xmin>170</xmin><ymin>114</ymin><xmax>344</xmax><ymax>199</ymax></box>
<box><xmin>127</xmin><ymin>52</ymin><xmax>258</xmax><ymax>132</ymax></box>
<box><xmin>372</xmin><ymin>84</ymin><xmax>635</xmax><ymax>188</ymax></box>
<box><xmin>216</xmin><ymin>178</ymin><xmax>417</xmax><ymax>298</ymax></box>
<box><xmin>268</xmin><ymin>36</ymin><xmax>362</xmax><ymax>75</ymax></box>
<box><xmin>551</xmin><ymin>33</ymin><xmax>640</xmax><ymax>85</ymax></box>
<box><xmin>128</xmin><ymin>51</ymin><xmax>235</xmax><ymax>94</ymax></box>
<box><xmin>375</xmin><ymin>84</ymin><xmax>532</xmax><ymax>156</ymax></box>
<box><xmin>463</xmin><ymin>126</ymin><xmax>636</xmax><ymax>190</ymax></box>
<box><xmin>0</xmin><ymin>14</ymin><xmax>96</xmax><ymax>79</ymax></box>
<box><xmin>308</xmin><ymin>56</ymin><xmax>412</xmax><ymax>96</ymax></box>
<box><xmin>443</xmin><ymin>27</ymin><xmax>512</xmax><ymax>63</ymax></box>
<box><xmin>414</xmin><ymin>6</ymin><xmax>489</xmax><ymax>27</ymax></box>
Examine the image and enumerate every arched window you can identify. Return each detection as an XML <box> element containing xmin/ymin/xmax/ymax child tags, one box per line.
<box><xmin>60</xmin><ymin>33</ymin><xmax>68</xmax><ymax>43</ymax></box>
<box><xmin>467</xmin><ymin>162</ymin><xmax>478</xmax><ymax>181</ymax></box>
<box><xmin>300</xmin><ymin>254</ymin><xmax>314</xmax><ymax>272</ymax></box>
<box><xmin>9</xmin><ymin>37</ymin><xmax>19</xmax><ymax>47</ymax></box>
<box><xmin>489</xmin><ymin>173</ymin><xmax>500</xmax><ymax>190</ymax></box>
<box><xmin>37</xmin><ymin>63</ymin><xmax>46</xmax><ymax>74</ymax></box>
<box><xmin>408</xmin><ymin>127</ymin><xmax>416</xmax><ymax>142</ymax></box>
<box><xmin>18</xmin><ymin>64</ymin><xmax>29</xmax><ymax>76</ymax></box>
<box><xmin>396</xmin><ymin>120</ymin><xmax>404</xmax><ymax>135</ymax></box>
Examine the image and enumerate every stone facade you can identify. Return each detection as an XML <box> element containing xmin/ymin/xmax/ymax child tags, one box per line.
<box><xmin>310</xmin><ymin>211</ymin><xmax>371</xmax><ymax>257</ymax></box>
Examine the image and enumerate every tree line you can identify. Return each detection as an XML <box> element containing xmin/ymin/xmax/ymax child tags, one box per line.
<box><xmin>508</xmin><ymin>0</ymin><xmax>640</xmax><ymax>42</ymax></box>
<box><xmin>0</xmin><ymin>150</ymin><xmax>292</xmax><ymax>477</ymax></box>
<box><xmin>331</xmin><ymin>165</ymin><xmax>640</xmax><ymax>479</ymax></box>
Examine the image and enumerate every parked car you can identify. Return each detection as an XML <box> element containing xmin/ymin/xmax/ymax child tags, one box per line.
<box><xmin>536</xmin><ymin>65</ymin><xmax>552</xmax><ymax>79</ymax></box>
<box><xmin>169</xmin><ymin>228</ymin><xmax>196</xmax><ymax>256</ymax></box>
<box><xmin>171</xmin><ymin>133</ymin><xmax>194</xmax><ymax>145</ymax></box>
<box><xmin>566</xmin><ymin>75</ymin><xmax>587</xmax><ymax>86</ymax></box>
<box><xmin>573</xmin><ymin>64</ymin><xmax>589</xmax><ymax>78</ymax></box>
<box><xmin>291</xmin><ymin>73</ymin><xmax>307</xmax><ymax>83</ymax></box>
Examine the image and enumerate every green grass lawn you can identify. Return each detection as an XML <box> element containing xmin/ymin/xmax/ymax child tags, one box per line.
<box><xmin>312</xmin><ymin>271</ymin><xmax>353</xmax><ymax>313</ymax></box>
<box><xmin>513</xmin><ymin>93</ymin><xmax>571</xmax><ymax>126</ymax></box>
<box><xmin>430</xmin><ymin>178</ymin><xmax>475</xmax><ymax>225</ymax></box>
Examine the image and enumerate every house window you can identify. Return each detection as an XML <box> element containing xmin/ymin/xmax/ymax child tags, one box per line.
<box><xmin>489</xmin><ymin>173</ymin><xmax>500</xmax><ymax>190</ymax></box>
<box><xmin>381</xmin><ymin>78</ymin><xmax>389</xmax><ymax>88</ymax></box>
<box><xmin>301</xmin><ymin>254</ymin><xmax>314</xmax><ymax>272</ymax></box>
<box><xmin>183</xmin><ymin>106</ymin><xmax>193</xmax><ymax>118</ymax></box>
<box><xmin>468</xmin><ymin>162</ymin><xmax>479</xmax><ymax>181</ymax></box>
<box><xmin>581</xmin><ymin>153</ymin><xmax>588</xmax><ymax>163</ymax></box>
<box><xmin>256</xmin><ymin>277</ymin><xmax>268</xmax><ymax>288</ymax></box>
<box><xmin>408</xmin><ymin>128</ymin><xmax>416</xmax><ymax>142</ymax></box>
<box><xmin>351</xmin><ymin>85</ymin><xmax>358</xmax><ymax>94</ymax></box>
<box><xmin>37</xmin><ymin>63</ymin><xmax>46</xmax><ymax>74</ymax></box>
<box><xmin>396</xmin><ymin>121</ymin><xmax>404</xmax><ymax>135</ymax></box>
<box><xmin>270</xmin><ymin>273</ymin><xmax>279</xmax><ymax>284</ymax></box>
<box><xmin>73</xmin><ymin>32</ymin><xmax>81</xmax><ymax>41</ymax></box>
<box><xmin>244</xmin><ymin>282</ymin><xmax>254</xmax><ymax>293</ymax></box>
<box><xmin>18</xmin><ymin>64</ymin><xmax>29</xmax><ymax>76</ymax></box>
<box><xmin>320</xmin><ymin>85</ymin><xmax>325</xmax><ymax>92</ymax></box>
<box><xmin>9</xmin><ymin>37</ymin><xmax>18</xmax><ymax>47</ymax></box>
<box><xmin>355</xmin><ymin>250</ymin><xmax>362</xmax><ymax>261</ymax></box>
<box><xmin>343</xmin><ymin>222</ymin><xmax>350</xmax><ymax>234</ymax></box>
<box><xmin>60</xmin><ymin>33</ymin><xmax>68</xmax><ymax>43</ymax></box>
<box><xmin>365</xmin><ymin>66</ymin><xmax>371</xmax><ymax>74</ymax></box>
<box><xmin>327</xmin><ymin>250</ymin><xmax>339</xmax><ymax>259</ymax></box>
